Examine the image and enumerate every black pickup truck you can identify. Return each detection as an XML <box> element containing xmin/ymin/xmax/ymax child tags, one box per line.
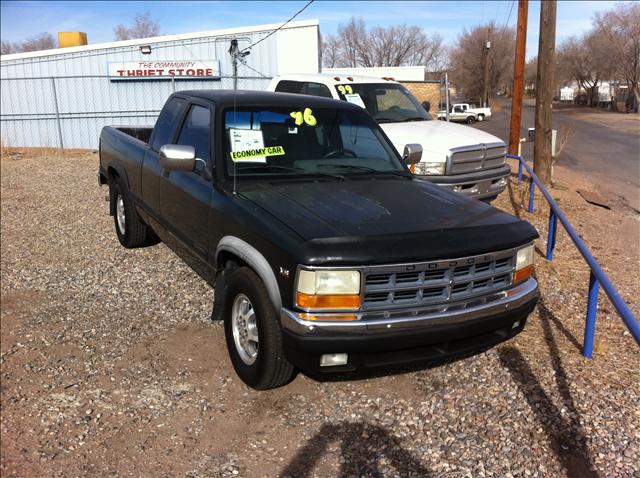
<box><xmin>98</xmin><ymin>90</ymin><xmax>539</xmax><ymax>390</ymax></box>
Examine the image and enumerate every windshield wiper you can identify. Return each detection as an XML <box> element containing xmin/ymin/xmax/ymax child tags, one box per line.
<box><xmin>401</xmin><ymin>116</ymin><xmax>428</xmax><ymax>122</ymax></box>
<box><xmin>317</xmin><ymin>164</ymin><xmax>410</xmax><ymax>178</ymax></box>
<box><xmin>317</xmin><ymin>164</ymin><xmax>377</xmax><ymax>173</ymax></box>
<box><xmin>238</xmin><ymin>164</ymin><xmax>344</xmax><ymax>181</ymax></box>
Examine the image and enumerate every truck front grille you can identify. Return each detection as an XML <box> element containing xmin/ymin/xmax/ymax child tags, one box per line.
<box><xmin>362</xmin><ymin>252</ymin><xmax>516</xmax><ymax>310</ymax></box>
<box><xmin>449</xmin><ymin>143</ymin><xmax>506</xmax><ymax>174</ymax></box>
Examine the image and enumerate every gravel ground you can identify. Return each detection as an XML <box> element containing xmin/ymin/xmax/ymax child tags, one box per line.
<box><xmin>1</xmin><ymin>149</ymin><xmax>639</xmax><ymax>477</ymax></box>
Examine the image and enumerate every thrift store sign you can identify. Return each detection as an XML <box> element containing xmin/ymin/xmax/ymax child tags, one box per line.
<box><xmin>108</xmin><ymin>60</ymin><xmax>221</xmax><ymax>80</ymax></box>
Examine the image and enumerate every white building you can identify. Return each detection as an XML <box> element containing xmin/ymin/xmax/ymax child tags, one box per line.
<box><xmin>0</xmin><ymin>20</ymin><xmax>320</xmax><ymax>148</ymax></box>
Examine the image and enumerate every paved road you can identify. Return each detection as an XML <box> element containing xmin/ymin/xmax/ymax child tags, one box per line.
<box><xmin>469</xmin><ymin>99</ymin><xmax>640</xmax><ymax>210</ymax></box>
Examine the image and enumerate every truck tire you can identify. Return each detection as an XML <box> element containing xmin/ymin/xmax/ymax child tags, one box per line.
<box><xmin>223</xmin><ymin>266</ymin><xmax>294</xmax><ymax>389</ymax></box>
<box><xmin>110</xmin><ymin>180</ymin><xmax>159</xmax><ymax>248</ymax></box>
<box><xmin>466</xmin><ymin>116</ymin><xmax>476</xmax><ymax>124</ymax></box>
<box><xmin>477</xmin><ymin>114</ymin><xmax>485</xmax><ymax>122</ymax></box>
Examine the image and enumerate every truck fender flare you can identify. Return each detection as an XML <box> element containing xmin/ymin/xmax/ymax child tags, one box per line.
<box><xmin>106</xmin><ymin>161</ymin><xmax>131</xmax><ymax>216</ymax></box>
<box><xmin>107</xmin><ymin>161</ymin><xmax>130</xmax><ymax>191</ymax></box>
<box><xmin>216</xmin><ymin>236</ymin><xmax>282</xmax><ymax>311</ymax></box>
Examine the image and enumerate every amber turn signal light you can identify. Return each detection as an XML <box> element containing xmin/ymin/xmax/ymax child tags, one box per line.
<box><xmin>299</xmin><ymin>313</ymin><xmax>357</xmax><ymax>321</ymax></box>
<box><xmin>296</xmin><ymin>292</ymin><xmax>361</xmax><ymax>310</ymax></box>
<box><xmin>514</xmin><ymin>264</ymin><xmax>534</xmax><ymax>284</ymax></box>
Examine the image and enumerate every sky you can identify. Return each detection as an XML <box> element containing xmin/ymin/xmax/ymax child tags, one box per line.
<box><xmin>0</xmin><ymin>0</ymin><xmax>625</xmax><ymax>59</ymax></box>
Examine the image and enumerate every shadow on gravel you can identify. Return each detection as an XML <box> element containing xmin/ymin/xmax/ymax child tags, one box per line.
<box><xmin>537</xmin><ymin>297</ymin><xmax>583</xmax><ymax>353</ymax></box>
<box><xmin>498</xmin><ymin>306</ymin><xmax>599</xmax><ymax>478</ymax></box>
<box><xmin>280</xmin><ymin>422</ymin><xmax>429</xmax><ymax>477</ymax></box>
<box><xmin>506</xmin><ymin>175</ymin><xmax>524</xmax><ymax>219</ymax></box>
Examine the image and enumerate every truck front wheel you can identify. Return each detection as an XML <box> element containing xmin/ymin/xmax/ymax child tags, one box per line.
<box><xmin>223</xmin><ymin>267</ymin><xmax>294</xmax><ymax>389</ymax></box>
<box><xmin>110</xmin><ymin>180</ymin><xmax>159</xmax><ymax>248</ymax></box>
<box><xmin>466</xmin><ymin>116</ymin><xmax>476</xmax><ymax>124</ymax></box>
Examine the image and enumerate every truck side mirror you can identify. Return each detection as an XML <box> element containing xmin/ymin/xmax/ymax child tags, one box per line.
<box><xmin>421</xmin><ymin>101</ymin><xmax>431</xmax><ymax>112</ymax></box>
<box><xmin>159</xmin><ymin>144</ymin><xmax>196</xmax><ymax>171</ymax></box>
<box><xmin>403</xmin><ymin>144</ymin><xmax>423</xmax><ymax>165</ymax></box>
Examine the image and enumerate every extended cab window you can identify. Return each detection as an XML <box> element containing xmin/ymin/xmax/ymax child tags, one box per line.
<box><xmin>301</xmin><ymin>82</ymin><xmax>333</xmax><ymax>98</ymax></box>
<box><xmin>223</xmin><ymin>105</ymin><xmax>405</xmax><ymax>178</ymax></box>
<box><xmin>334</xmin><ymin>83</ymin><xmax>430</xmax><ymax>123</ymax></box>
<box><xmin>274</xmin><ymin>80</ymin><xmax>303</xmax><ymax>94</ymax></box>
<box><xmin>177</xmin><ymin>105</ymin><xmax>211</xmax><ymax>161</ymax></box>
<box><xmin>150</xmin><ymin>98</ymin><xmax>187</xmax><ymax>151</ymax></box>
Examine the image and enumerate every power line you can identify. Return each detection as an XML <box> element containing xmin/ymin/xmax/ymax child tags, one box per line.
<box><xmin>503</xmin><ymin>0</ymin><xmax>516</xmax><ymax>30</ymax></box>
<box><xmin>240</xmin><ymin>0</ymin><xmax>315</xmax><ymax>53</ymax></box>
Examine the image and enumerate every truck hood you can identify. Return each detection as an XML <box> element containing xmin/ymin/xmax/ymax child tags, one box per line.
<box><xmin>380</xmin><ymin>120</ymin><xmax>504</xmax><ymax>161</ymax></box>
<box><xmin>239</xmin><ymin>177</ymin><xmax>538</xmax><ymax>265</ymax></box>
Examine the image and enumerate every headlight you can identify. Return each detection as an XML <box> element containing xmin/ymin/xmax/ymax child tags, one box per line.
<box><xmin>514</xmin><ymin>244</ymin><xmax>535</xmax><ymax>284</ymax></box>
<box><xmin>414</xmin><ymin>161</ymin><xmax>445</xmax><ymax>175</ymax></box>
<box><xmin>296</xmin><ymin>269</ymin><xmax>361</xmax><ymax>310</ymax></box>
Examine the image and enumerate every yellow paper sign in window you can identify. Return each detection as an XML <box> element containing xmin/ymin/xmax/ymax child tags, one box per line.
<box><xmin>230</xmin><ymin>145</ymin><xmax>285</xmax><ymax>161</ymax></box>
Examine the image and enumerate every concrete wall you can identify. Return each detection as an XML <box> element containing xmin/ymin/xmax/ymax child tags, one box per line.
<box><xmin>402</xmin><ymin>81</ymin><xmax>441</xmax><ymax>111</ymax></box>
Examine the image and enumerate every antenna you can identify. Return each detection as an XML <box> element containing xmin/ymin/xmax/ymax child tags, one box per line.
<box><xmin>229</xmin><ymin>39</ymin><xmax>249</xmax><ymax>194</ymax></box>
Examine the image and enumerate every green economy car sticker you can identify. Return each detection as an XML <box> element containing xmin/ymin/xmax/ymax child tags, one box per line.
<box><xmin>230</xmin><ymin>146</ymin><xmax>285</xmax><ymax>161</ymax></box>
<box><xmin>289</xmin><ymin>108</ymin><xmax>317</xmax><ymax>126</ymax></box>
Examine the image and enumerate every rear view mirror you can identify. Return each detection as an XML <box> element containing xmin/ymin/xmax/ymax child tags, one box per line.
<box><xmin>421</xmin><ymin>101</ymin><xmax>431</xmax><ymax>112</ymax></box>
<box><xmin>159</xmin><ymin>144</ymin><xmax>196</xmax><ymax>171</ymax></box>
<box><xmin>403</xmin><ymin>144</ymin><xmax>423</xmax><ymax>165</ymax></box>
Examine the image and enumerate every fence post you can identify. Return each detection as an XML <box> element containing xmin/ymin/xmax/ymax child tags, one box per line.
<box><xmin>583</xmin><ymin>272</ymin><xmax>600</xmax><ymax>359</ymax></box>
<box><xmin>518</xmin><ymin>158</ymin><xmax>523</xmax><ymax>183</ymax></box>
<box><xmin>171</xmin><ymin>75</ymin><xmax>175</xmax><ymax>93</ymax></box>
<box><xmin>50</xmin><ymin>77</ymin><xmax>64</xmax><ymax>149</ymax></box>
<box><xmin>528</xmin><ymin>177</ymin><xmax>535</xmax><ymax>212</ymax></box>
<box><xmin>546</xmin><ymin>207</ymin><xmax>557</xmax><ymax>260</ymax></box>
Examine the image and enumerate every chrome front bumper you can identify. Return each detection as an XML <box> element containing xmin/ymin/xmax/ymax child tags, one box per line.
<box><xmin>420</xmin><ymin>164</ymin><xmax>511</xmax><ymax>199</ymax></box>
<box><xmin>281</xmin><ymin>277</ymin><xmax>538</xmax><ymax>337</ymax></box>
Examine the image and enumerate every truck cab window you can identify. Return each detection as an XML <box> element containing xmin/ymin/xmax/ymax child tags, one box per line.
<box><xmin>177</xmin><ymin>105</ymin><xmax>211</xmax><ymax>161</ymax></box>
<box><xmin>301</xmin><ymin>82</ymin><xmax>333</xmax><ymax>98</ymax></box>
<box><xmin>274</xmin><ymin>80</ymin><xmax>303</xmax><ymax>94</ymax></box>
<box><xmin>150</xmin><ymin>98</ymin><xmax>187</xmax><ymax>151</ymax></box>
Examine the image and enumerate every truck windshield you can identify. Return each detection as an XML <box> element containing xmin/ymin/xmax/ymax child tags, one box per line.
<box><xmin>223</xmin><ymin>106</ymin><xmax>407</xmax><ymax>178</ymax></box>
<box><xmin>334</xmin><ymin>83</ymin><xmax>431</xmax><ymax>123</ymax></box>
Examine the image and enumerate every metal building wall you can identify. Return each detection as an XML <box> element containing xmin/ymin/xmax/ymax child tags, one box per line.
<box><xmin>0</xmin><ymin>21</ymin><xmax>320</xmax><ymax>149</ymax></box>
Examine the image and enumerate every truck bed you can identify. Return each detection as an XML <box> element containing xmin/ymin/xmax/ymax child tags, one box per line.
<box><xmin>99</xmin><ymin>126</ymin><xmax>154</xmax><ymax>199</ymax></box>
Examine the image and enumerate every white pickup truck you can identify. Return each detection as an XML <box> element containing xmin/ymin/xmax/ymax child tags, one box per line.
<box><xmin>268</xmin><ymin>74</ymin><xmax>509</xmax><ymax>200</ymax></box>
<box><xmin>455</xmin><ymin>103</ymin><xmax>492</xmax><ymax>121</ymax></box>
<box><xmin>437</xmin><ymin>103</ymin><xmax>492</xmax><ymax>123</ymax></box>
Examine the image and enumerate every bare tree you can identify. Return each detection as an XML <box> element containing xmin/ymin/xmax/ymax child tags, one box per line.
<box><xmin>449</xmin><ymin>22</ymin><xmax>516</xmax><ymax>103</ymax></box>
<box><xmin>594</xmin><ymin>2</ymin><xmax>640</xmax><ymax>109</ymax></box>
<box><xmin>322</xmin><ymin>17</ymin><xmax>446</xmax><ymax>72</ymax></box>
<box><xmin>321</xmin><ymin>34</ymin><xmax>341</xmax><ymax>68</ymax></box>
<box><xmin>1</xmin><ymin>32</ymin><xmax>56</xmax><ymax>54</ymax></box>
<box><xmin>1</xmin><ymin>40</ymin><xmax>17</xmax><ymax>55</ymax></box>
<box><xmin>114</xmin><ymin>12</ymin><xmax>161</xmax><ymax>41</ymax></box>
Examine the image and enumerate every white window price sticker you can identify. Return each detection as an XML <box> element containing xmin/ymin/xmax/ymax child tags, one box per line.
<box><xmin>229</xmin><ymin>128</ymin><xmax>266</xmax><ymax>162</ymax></box>
<box><xmin>344</xmin><ymin>93</ymin><xmax>365</xmax><ymax>108</ymax></box>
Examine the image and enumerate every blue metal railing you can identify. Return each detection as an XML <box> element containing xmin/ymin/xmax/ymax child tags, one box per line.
<box><xmin>509</xmin><ymin>154</ymin><xmax>640</xmax><ymax>358</ymax></box>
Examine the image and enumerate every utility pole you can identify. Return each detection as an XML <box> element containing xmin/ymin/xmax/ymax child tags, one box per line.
<box><xmin>533</xmin><ymin>0</ymin><xmax>557</xmax><ymax>185</ymax></box>
<box><xmin>445</xmin><ymin>72</ymin><xmax>450</xmax><ymax>122</ymax></box>
<box><xmin>482</xmin><ymin>27</ymin><xmax>492</xmax><ymax>108</ymax></box>
<box><xmin>508</xmin><ymin>0</ymin><xmax>529</xmax><ymax>156</ymax></box>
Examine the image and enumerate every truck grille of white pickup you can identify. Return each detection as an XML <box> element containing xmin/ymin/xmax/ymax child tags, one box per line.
<box><xmin>362</xmin><ymin>253</ymin><xmax>515</xmax><ymax>310</ymax></box>
<box><xmin>448</xmin><ymin>144</ymin><xmax>506</xmax><ymax>175</ymax></box>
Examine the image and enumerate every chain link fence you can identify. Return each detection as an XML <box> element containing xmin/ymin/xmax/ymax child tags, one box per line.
<box><xmin>0</xmin><ymin>75</ymin><xmax>272</xmax><ymax>149</ymax></box>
